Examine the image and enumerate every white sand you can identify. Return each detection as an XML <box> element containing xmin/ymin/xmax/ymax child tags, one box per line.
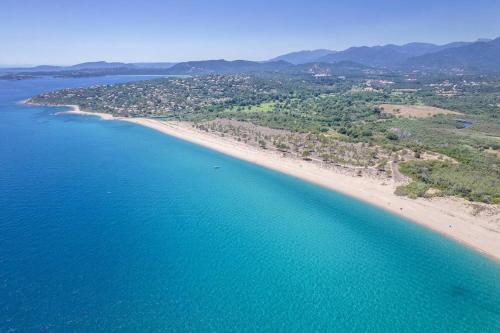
<box><xmin>57</xmin><ymin>107</ymin><xmax>500</xmax><ymax>262</ymax></box>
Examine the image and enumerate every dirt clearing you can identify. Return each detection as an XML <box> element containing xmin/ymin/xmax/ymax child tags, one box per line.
<box><xmin>380</xmin><ymin>104</ymin><xmax>461</xmax><ymax>118</ymax></box>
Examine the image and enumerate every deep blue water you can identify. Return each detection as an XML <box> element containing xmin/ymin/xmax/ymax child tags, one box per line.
<box><xmin>0</xmin><ymin>76</ymin><xmax>499</xmax><ymax>332</ymax></box>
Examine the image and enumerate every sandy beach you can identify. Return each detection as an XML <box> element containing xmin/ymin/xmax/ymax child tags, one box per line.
<box><xmin>56</xmin><ymin>107</ymin><xmax>500</xmax><ymax>262</ymax></box>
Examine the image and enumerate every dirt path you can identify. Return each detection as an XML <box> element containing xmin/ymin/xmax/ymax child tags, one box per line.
<box><xmin>391</xmin><ymin>161</ymin><xmax>406</xmax><ymax>184</ymax></box>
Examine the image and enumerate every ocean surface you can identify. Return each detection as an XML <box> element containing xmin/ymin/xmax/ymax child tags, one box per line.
<box><xmin>0</xmin><ymin>76</ymin><xmax>499</xmax><ymax>332</ymax></box>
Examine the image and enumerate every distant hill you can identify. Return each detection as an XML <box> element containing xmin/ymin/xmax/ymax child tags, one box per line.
<box><xmin>1</xmin><ymin>65</ymin><xmax>66</xmax><ymax>73</ymax></box>
<box><xmin>269</xmin><ymin>49</ymin><xmax>335</xmax><ymax>65</ymax></box>
<box><xmin>165</xmin><ymin>60</ymin><xmax>292</xmax><ymax>75</ymax></box>
<box><xmin>404</xmin><ymin>38</ymin><xmax>500</xmax><ymax>71</ymax></box>
<box><xmin>284</xmin><ymin>61</ymin><xmax>373</xmax><ymax>76</ymax></box>
<box><xmin>132</xmin><ymin>62</ymin><xmax>176</xmax><ymax>69</ymax></box>
<box><xmin>316</xmin><ymin>42</ymin><xmax>472</xmax><ymax>67</ymax></box>
<box><xmin>69</xmin><ymin>61</ymin><xmax>134</xmax><ymax>70</ymax></box>
<box><xmin>29</xmin><ymin>65</ymin><xmax>64</xmax><ymax>71</ymax></box>
<box><xmin>318</xmin><ymin>45</ymin><xmax>406</xmax><ymax>67</ymax></box>
<box><xmin>2</xmin><ymin>61</ymin><xmax>176</xmax><ymax>74</ymax></box>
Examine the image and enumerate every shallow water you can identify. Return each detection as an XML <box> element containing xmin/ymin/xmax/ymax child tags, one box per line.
<box><xmin>0</xmin><ymin>77</ymin><xmax>499</xmax><ymax>332</ymax></box>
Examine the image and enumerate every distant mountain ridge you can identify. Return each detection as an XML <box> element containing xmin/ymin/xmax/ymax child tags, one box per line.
<box><xmin>165</xmin><ymin>60</ymin><xmax>292</xmax><ymax>75</ymax></box>
<box><xmin>70</xmin><ymin>61</ymin><xmax>134</xmax><ymax>70</ymax></box>
<box><xmin>267</xmin><ymin>38</ymin><xmax>500</xmax><ymax>71</ymax></box>
<box><xmin>404</xmin><ymin>37</ymin><xmax>500</xmax><ymax>70</ymax></box>
<box><xmin>268</xmin><ymin>49</ymin><xmax>336</xmax><ymax>65</ymax></box>
<box><xmin>2</xmin><ymin>37</ymin><xmax>499</xmax><ymax>78</ymax></box>
<box><xmin>1</xmin><ymin>61</ymin><xmax>177</xmax><ymax>73</ymax></box>
<box><xmin>315</xmin><ymin>41</ymin><xmax>475</xmax><ymax>67</ymax></box>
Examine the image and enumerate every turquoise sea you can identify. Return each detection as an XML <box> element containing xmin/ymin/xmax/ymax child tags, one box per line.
<box><xmin>0</xmin><ymin>76</ymin><xmax>499</xmax><ymax>332</ymax></box>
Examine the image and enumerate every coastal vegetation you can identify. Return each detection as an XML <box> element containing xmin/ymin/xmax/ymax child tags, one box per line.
<box><xmin>29</xmin><ymin>71</ymin><xmax>500</xmax><ymax>204</ymax></box>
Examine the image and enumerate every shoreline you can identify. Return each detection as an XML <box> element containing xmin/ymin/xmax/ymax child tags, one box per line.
<box><xmin>34</xmin><ymin>104</ymin><xmax>500</xmax><ymax>262</ymax></box>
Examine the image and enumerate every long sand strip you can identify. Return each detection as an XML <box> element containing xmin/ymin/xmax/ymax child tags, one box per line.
<box><xmin>57</xmin><ymin>108</ymin><xmax>500</xmax><ymax>262</ymax></box>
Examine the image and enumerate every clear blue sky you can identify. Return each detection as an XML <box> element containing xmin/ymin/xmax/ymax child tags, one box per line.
<box><xmin>2</xmin><ymin>0</ymin><xmax>499</xmax><ymax>65</ymax></box>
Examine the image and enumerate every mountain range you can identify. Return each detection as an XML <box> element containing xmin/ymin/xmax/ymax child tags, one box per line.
<box><xmin>315</xmin><ymin>42</ymin><xmax>472</xmax><ymax>67</ymax></box>
<box><xmin>272</xmin><ymin>39</ymin><xmax>498</xmax><ymax>69</ymax></box>
<box><xmin>405</xmin><ymin>38</ymin><xmax>500</xmax><ymax>70</ymax></box>
<box><xmin>2</xmin><ymin>37</ymin><xmax>499</xmax><ymax>77</ymax></box>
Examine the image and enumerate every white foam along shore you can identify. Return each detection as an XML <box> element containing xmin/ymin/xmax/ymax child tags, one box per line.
<box><xmin>53</xmin><ymin>106</ymin><xmax>500</xmax><ymax>262</ymax></box>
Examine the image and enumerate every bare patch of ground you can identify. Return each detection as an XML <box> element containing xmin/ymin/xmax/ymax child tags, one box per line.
<box><xmin>485</xmin><ymin>148</ymin><xmax>500</xmax><ymax>157</ymax></box>
<box><xmin>379</xmin><ymin>104</ymin><xmax>461</xmax><ymax>118</ymax></box>
<box><xmin>421</xmin><ymin>151</ymin><xmax>458</xmax><ymax>164</ymax></box>
<box><xmin>390</xmin><ymin>161</ymin><xmax>408</xmax><ymax>185</ymax></box>
<box><xmin>425</xmin><ymin>188</ymin><xmax>442</xmax><ymax>197</ymax></box>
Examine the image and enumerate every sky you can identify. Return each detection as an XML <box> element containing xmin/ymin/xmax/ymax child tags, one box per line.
<box><xmin>1</xmin><ymin>0</ymin><xmax>500</xmax><ymax>66</ymax></box>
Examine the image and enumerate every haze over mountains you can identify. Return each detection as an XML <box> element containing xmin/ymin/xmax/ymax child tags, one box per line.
<box><xmin>2</xmin><ymin>37</ymin><xmax>499</xmax><ymax>78</ymax></box>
